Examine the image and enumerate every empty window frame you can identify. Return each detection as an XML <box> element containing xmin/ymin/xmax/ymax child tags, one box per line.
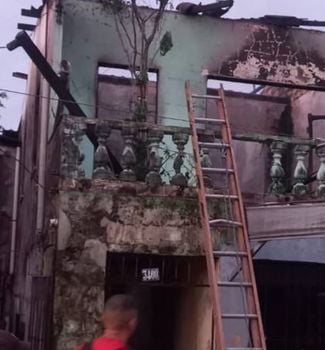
<box><xmin>97</xmin><ymin>65</ymin><xmax>158</xmax><ymax>123</ymax></box>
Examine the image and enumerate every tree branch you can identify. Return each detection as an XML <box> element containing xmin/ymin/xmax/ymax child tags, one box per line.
<box><xmin>131</xmin><ymin>6</ymin><xmax>138</xmax><ymax>74</ymax></box>
<box><xmin>147</xmin><ymin>4</ymin><xmax>165</xmax><ymax>45</ymax></box>
<box><xmin>116</xmin><ymin>10</ymin><xmax>135</xmax><ymax>50</ymax></box>
<box><xmin>112</xmin><ymin>12</ymin><xmax>134</xmax><ymax>70</ymax></box>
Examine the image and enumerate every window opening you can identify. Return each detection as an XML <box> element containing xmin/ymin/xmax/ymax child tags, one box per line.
<box><xmin>97</xmin><ymin>65</ymin><xmax>158</xmax><ymax>123</ymax></box>
<box><xmin>96</xmin><ymin>65</ymin><xmax>158</xmax><ymax>170</ymax></box>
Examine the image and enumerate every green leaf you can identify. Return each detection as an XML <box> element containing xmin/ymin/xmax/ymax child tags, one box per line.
<box><xmin>160</xmin><ymin>31</ymin><xmax>173</xmax><ymax>56</ymax></box>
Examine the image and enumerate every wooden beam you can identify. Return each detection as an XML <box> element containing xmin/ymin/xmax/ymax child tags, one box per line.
<box><xmin>21</xmin><ymin>7</ymin><xmax>42</xmax><ymax>18</ymax></box>
<box><xmin>70</xmin><ymin>116</ymin><xmax>319</xmax><ymax>146</ymax></box>
<box><xmin>12</xmin><ymin>72</ymin><xmax>28</xmax><ymax>80</ymax></box>
<box><xmin>247</xmin><ymin>202</ymin><xmax>325</xmax><ymax>241</ymax></box>
<box><xmin>72</xmin><ymin>116</ymin><xmax>321</xmax><ymax>147</ymax></box>
<box><xmin>71</xmin><ymin>116</ymin><xmax>215</xmax><ymax>137</ymax></box>
<box><xmin>17</xmin><ymin>23</ymin><xmax>36</xmax><ymax>31</ymax></box>
<box><xmin>232</xmin><ymin>132</ymin><xmax>319</xmax><ymax>146</ymax></box>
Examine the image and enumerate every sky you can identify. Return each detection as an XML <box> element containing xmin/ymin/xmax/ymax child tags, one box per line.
<box><xmin>0</xmin><ymin>0</ymin><xmax>325</xmax><ymax>130</ymax></box>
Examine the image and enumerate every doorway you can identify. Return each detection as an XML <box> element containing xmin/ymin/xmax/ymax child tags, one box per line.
<box><xmin>255</xmin><ymin>260</ymin><xmax>325</xmax><ymax>350</ymax></box>
<box><xmin>105</xmin><ymin>253</ymin><xmax>213</xmax><ymax>350</ymax></box>
<box><xmin>108</xmin><ymin>284</ymin><xmax>180</xmax><ymax>350</ymax></box>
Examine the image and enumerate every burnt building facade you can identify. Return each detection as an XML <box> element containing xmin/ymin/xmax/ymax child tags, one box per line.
<box><xmin>2</xmin><ymin>1</ymin><xmax>325</xmax><ymax>349</ymax></box>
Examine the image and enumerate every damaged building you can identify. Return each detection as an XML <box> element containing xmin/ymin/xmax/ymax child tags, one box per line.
<box><xmin>2</xmin><ymin>0</ymin><xmax>325</xmax><ymax>349</ymax></box>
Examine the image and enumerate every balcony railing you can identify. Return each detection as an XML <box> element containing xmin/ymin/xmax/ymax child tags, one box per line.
<box><xmin>61</xmin><ymin>116</ymin><xmax>199</xmax><ymax>187</ymax></box>
<box><xmin>60</xmin><ymin>116</ymin><xmax>325</xmax><ymax>198</ymax></box>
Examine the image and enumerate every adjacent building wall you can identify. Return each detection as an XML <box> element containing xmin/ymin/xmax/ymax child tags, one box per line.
<box><xmin>222</xmin><ymin>92</ymin><xmax>289</xmax><ymax>194</ymax></box>
<box><xmin>0</xmin><ymin>143</ymin><xmax>17</xmax><ymax>325</ymax></box>
<box><xmin>10</xmin><ymin>1</ymin><xmax>62</xmax><ymax>342</ymax></box>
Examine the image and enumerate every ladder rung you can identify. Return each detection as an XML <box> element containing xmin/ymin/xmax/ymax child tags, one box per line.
<box><xmin>209</xmin><ymin>219</ymin><xmax>242</xmax><ymax>227</ymax></box>
<box><xmin>214</xmin><ymin>251</ymin><xmax>248</xmax><ymax>257</ymax></box>
<box><xmin>206</xmin><ymin>193</ymin><xmax>238</xmax><ymax>200</ymax></box>
<box><xmin>222</xmin><ymin>313</ymin><xmax>258</xmax><ymax>319</ymax></box>
<box><xmin>198</xmin><ymin>141</ymin><xmax>229</xmax><ymax>149</ymax></box>
<box><xmin>218</xmin><ymin>282</ymin><xmax>253</xmax><ymax>287</ymax></box>
<box><xmin>202</xmin><ymin>167</ymin><xmax>234</xmax><ymax>174</ymax></box>
<box><xmin>195</xmin><ymin>117</ymin><xmax>225</xmax><ymax>124</ymax></box>
<box><xmin>192</xmin><ymin>94</ymin><xmax>221</xmax><ymax>100</ymax></box>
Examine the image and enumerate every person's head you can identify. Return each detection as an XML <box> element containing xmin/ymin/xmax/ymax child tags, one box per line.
<box><xmin>102</xmin><ymin>294</ymin><xmax>138</xmax><ymax>341</ymax></box>
<box><xmin>0</xmin><ymin>330</ymin><xmax>30</xmax><ymax>350</ymax></box>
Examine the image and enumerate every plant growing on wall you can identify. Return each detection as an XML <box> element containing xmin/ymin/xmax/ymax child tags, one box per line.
<box><xmin>100</xmin><ymin>0</ymin><xmax>173</xmax><ymax>121</ymax></box>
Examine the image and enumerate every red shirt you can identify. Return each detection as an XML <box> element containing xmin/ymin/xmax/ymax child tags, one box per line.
<box><xmin>74</xmin><ymin>336</ymin><xmax>126</xmax><ymax>350</ymax></box>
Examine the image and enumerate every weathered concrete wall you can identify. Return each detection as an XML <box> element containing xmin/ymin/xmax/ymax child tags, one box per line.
<box><xmin>0</xmin><ymin>144</ymin><xmax>16</xmax><ymax>323</ymax></box>
<box><xmin>54</xmin><ymin>181</ymin><xmax>227</xmax><ymax>349</ymax></box>
<box><xmin>56</xmin><ymin>185</ymin><xmax>206</xmax><ymax>255</ymax></box>
<box><xmin>290</xmin><ymin>90</ymin><xmax>325</xmax><ymax>137</ymax></box>
<box><xmin>10</xmin><ymin>3</ymin><xmax>61</xmax><ymax>341</ymax></box>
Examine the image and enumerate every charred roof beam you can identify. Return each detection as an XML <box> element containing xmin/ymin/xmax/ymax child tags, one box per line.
<box><xmin>6</xmin><ymin>31</ymin><xmax>122</xmax><ymax>173</ymax></box>
<box><xmin>257</xmin><ymin>15</ymin><xmax>325</xmax><ymax>27</ymax></box>
<box><xmin>21</xmin><ymin>6</ymin><xmax>42</xmax><ymax>18</ymax></box>
<box><xmin>176</xmin><ymin>0</ymin><xmax>233</xmax><ymax>17</ymax></box>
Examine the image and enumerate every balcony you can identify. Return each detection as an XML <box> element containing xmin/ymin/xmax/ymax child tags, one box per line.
<box><xmin>60</xmin><ymin>115</ymin><xmax>325</xmax><ymax>201</ymax></box>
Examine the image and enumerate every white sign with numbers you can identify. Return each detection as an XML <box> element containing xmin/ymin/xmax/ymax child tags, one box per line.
<box><xmin>141</xmin><ymin>268</ymin><xmax>160</xmax><ymax>282</ymax></box>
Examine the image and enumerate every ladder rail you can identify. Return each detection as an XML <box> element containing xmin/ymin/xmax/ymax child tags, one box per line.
<box><xmin>185</xmin><ymin>81</ymin><xmax>266</xmax><ymax>350</ymax></box>
<box><xmin>217</xmin><ymin>86</ymin><xmax>266</xmax><ymax>350</ymax></box>
<box><xmin>185</xmin><ymin>81</ymin><xmax>225</xmax><ymax>350</ymax></box>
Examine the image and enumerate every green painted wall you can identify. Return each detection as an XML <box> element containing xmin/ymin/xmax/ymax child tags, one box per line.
<box><xmin>59</xmin><ymin>0</ymin><xmax>325</xmax><ymax>176</ymax></box>
<box><xmin>61</xmin><ymin>1</ymin><xmax>246</xmax><ymax>123</ymax></box>
<box><xmin>60</xmin><ymin>0</ymin><xmax>240</xmax><ymax>176</ymax></box>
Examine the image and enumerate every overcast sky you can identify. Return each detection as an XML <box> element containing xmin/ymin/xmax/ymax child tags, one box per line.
<box><xmin>0</xmin><ymin>0</ymin><xmax>325</xmax><ymax>130</ymax></box>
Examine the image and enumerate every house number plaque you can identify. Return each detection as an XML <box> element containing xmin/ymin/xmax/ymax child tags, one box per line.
<box><xmin>141</xmin><ymin>268</ymin><xmax>160</xmax><ymax>282</ymax></box>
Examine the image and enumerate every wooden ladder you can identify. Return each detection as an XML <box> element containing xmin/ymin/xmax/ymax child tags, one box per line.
<box><xmin>185</xmin><ymin>81</ymin><xmax>266</xmax><ymax>350</ymax></box>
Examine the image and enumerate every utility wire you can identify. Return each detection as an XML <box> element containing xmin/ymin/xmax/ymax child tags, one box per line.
<box><xmin>0</xmin><ymin>87</ymin><xmax>304</xmax><ymax>138</ymax></box>
<box><xmin>0</xmin><ymin>86</ymin><xmax>192</xmax><ymax>124</ymax></box>
<box><xmin>0</xmin><ymin>150</ymin><xmax>46</xmax><ymax>190</ymax></box>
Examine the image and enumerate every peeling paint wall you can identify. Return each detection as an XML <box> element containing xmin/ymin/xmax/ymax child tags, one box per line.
<box><xmin>8</xmin><ymin>2</ymin><xmax>63</xmax><ymax>342</ymax></box>
<box><xmin>56</xmin><ymin>186</ymin><xmax>210</xmax><ymax>256</ymax></box>
<box><xmin>290</xmin><ymin>91</ymin><xmax>325</xmax><ymax>138</ymax></box>
<box><xmin>175</xmin><ymin>286</ymin><xmax>212</xmax><ymax>350</ymax></box>
<box><xmin>218</xmin><ymin>24</ymin><xmax>325</xmax><ymax>87</ymax></box>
